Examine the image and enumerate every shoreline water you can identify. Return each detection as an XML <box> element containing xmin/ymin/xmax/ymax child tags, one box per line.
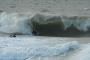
<box><xmin>0</xmin><ymin>35</ymin><xmax>89</xmax><ymax>60</ymax></box>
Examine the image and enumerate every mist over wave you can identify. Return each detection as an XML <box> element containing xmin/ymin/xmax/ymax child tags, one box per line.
<box><xmin>0</xmin><ymin>12</ymin><xmax>90</xmax><ymax>36</ymax></box>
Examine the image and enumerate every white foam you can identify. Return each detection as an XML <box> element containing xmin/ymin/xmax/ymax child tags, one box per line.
<box><xmin>0</xmin><ymin>37</ymin><xmax>79</xmax><ymax>60</ymax></box>
<box><xmin>62</xmin><ymin>16</ymin><xmax>90</xmax><ymax>31</ymax></box>
<box><xmin>73</xmin><ymin>44</ymin><xmax>90</xmax><ymax>60</ymax></box>
<box><xmin>0</xmin><ymin>12</ymin><xmax>33</xmax><ymax>35</ymax></box>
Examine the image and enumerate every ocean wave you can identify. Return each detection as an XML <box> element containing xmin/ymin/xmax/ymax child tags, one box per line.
<box><xmin>0</xmin><ymin>12</ymin><xmax>90</xmax><ymax>36</ymax></box>
<box><xmin>31</xmin><ymin>13</ymin><xmax>90</xmax><ymax>36</ymax></box>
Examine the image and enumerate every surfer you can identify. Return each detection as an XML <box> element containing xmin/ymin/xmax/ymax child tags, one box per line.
<box><xmin>32</xmin><ymin>30</ymin><xmax>39</xmax><ymax>36</ymax></box>
<box><xmin>9</xmin><ymin>34</ymin><xmax>16</xmax><ymax>37</ymax></box>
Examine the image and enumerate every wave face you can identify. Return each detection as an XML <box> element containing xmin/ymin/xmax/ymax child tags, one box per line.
<box><xmin>0</xmin><ymin>12</ymin><xmax>90</xmax><ymax>36</ymax></box>
<box><xmin>31</xmin><ymin>13</ymin><xmax>90</xmax><ymax>36</ymax></box>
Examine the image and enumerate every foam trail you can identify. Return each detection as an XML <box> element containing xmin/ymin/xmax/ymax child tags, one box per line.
<box><xmin>0</xmin><ymin>40</ymin><xmax>79</xmax><ymax>60</ymax></box>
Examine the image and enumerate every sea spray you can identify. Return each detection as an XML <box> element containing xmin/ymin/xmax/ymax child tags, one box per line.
<box><xmin>0</xmin><ymin>12</ymin><xmax>33</xmax><ymax>35</ymax></box>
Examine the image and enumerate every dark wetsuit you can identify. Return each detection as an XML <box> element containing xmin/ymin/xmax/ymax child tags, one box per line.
<box><xmin>32</xmin><ymin>30</ymin><xmax>39</xmax><ymax>35</ymax></box>
<box><xmin>10</xmin><ymin>34</ymin><xmax>16</xmax><ymax>37</ymax></box>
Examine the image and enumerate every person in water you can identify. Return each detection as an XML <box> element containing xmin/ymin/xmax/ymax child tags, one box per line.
<box><xmin>32</xmin><ymin>30</ymin><xmax>39</xmax><ymax>35</ymax></box>
<box><xmin>9</xmin><ymin>34</ymin><xmax>16</xmax><ymax>37</ymax></box>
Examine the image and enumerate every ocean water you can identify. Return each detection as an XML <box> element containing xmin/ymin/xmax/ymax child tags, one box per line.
<box><xmin>0</xmin><ymin>12</ymin><xmax>89</xmax><ymax>60</ymax></box>
<box><xmin>0</xmin><ymin>0</ymin><xmax>90</xmax><ymax>60</ymax></box>
<box><xmin>0</xmin><ymin>36</ymin><xmax>90</xmax><ymax>60</ymax></box>
<box><xmin>0</xmin><ymin>12</ymin><xmax>90</xmax><ymax>37</ymax></box>
<box><xmin>0</xmin><ymin>0</ymin><xmax>90</xmax><ymax>36</ymax></box>
<box><xmin>0</xmin><ymin>0</ymin><xmax>90</xmax><ymax>16</ymax></box>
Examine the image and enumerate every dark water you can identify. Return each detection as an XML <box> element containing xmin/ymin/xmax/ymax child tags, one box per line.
<box><xmin>31</xmin><ymin>14</ymin><xmax>90</xmax><ymax>37</ymax></box>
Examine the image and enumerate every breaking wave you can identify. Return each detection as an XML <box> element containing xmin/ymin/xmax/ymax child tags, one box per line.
<box><xmin>0</xmin><ymin>12</ymin><xmax>33</xmax><ymax>35</ymax></box>
<box><xmin>0</xmin><ymin>12</ymin><xmax>90</xmax><ymax>36</ymax></box>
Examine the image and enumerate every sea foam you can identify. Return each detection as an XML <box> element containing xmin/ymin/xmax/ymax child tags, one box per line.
<box><xmin>0</xmin><ymin>38</ymin><xmax>79</xmax><ymax>60</ymax></box>
<box><xmin>73</xmin><ymin>44</ymin><xmax>90</xmax><ymax>60</ymax></box>
<box><xmin>0</xmin><ymin>12</ymin><xmax>33</xmax><ymax>35</ymax></box>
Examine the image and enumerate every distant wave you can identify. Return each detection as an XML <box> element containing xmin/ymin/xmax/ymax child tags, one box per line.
<box><xmin>0</xmin><ymin>12</ymin><xmax>90</xmax><ymax>36</ymax></box>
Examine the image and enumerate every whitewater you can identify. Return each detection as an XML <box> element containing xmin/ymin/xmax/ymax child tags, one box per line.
<box><xmin>0</xmin><ymin>36</ymin><xmax>90</xmax><ymax>60</ymax></box>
